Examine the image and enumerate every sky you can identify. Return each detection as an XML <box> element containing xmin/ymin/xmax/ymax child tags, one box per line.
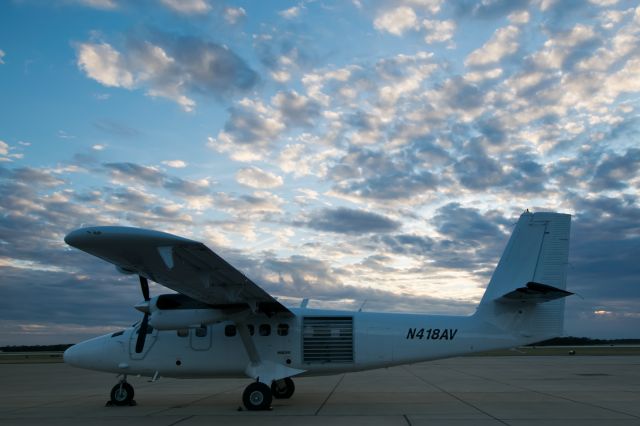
<box><xmin>0</xmin><ymin>0</ymin><xmax>639</xmax><ymax>345</ymax></box>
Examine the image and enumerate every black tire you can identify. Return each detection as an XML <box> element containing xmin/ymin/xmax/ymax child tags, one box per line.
<box><xmin>271</xmin><ymin>377</ymin><xmax>295</xmax><ymax>399</ymax></box>
<box><xmin>242</xmin><ymin>382</ymin><xmax>272</xmax><ymax>411</ymax></box>
<box><xmin>110</xmin><ymin>382</ymin><xmax>134</xmax><ymax>406</ymax></box>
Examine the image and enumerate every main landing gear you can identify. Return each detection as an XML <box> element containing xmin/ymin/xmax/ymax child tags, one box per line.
<box><xmin>104</xmin><ymin>375</ymin><xmax>295</xmax><ymax>410</ymax></box>
<box><xmin>242</xmin><ymin>377</ymin><xmax>295</xmax><ymax>411</ymax></box>
<box><xmin>107</xmin><ymin>376</ymin><xmax>136</xmax><ymax>406</ymax></box>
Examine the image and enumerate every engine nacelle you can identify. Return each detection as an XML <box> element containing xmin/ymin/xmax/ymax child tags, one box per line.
<box><xmin>148</xmin><ymin>308</ymin><xmax>228</xmax><ymax>330</ymax></box>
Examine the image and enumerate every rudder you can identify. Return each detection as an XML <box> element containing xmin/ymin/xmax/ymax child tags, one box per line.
<box><xmin>476</xmin><ymin>211</ymin><xmax>572</xmax><ymax>341</ymax></box>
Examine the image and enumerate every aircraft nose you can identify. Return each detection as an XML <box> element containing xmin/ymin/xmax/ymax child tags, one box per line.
<box><xmin>63</xmin><ymin>344</ymin><xmax>79</xmax><ymax>365</ymax></box>
<box><xmin>64</xmin><ymin>228</ymin><xmax>91</xmax><ymax>248</ymax></box>
<box><xmin>63</xmin><ymin>336</ymin><xmax>107</xmax><ymax>369</ymax></box>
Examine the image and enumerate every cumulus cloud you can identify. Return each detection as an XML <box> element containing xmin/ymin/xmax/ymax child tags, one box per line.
<box><xmin>465</xmin><ymin>25</ymin><xmax>520</xmax><ymax>66</ymax></box>
<box><xmin>374</xmin><ymin>6</ymin><xmax>419</xmax><ymax>36</ymax></box>
<box><xmin>423</xmin><ymin>19</ymin><xmax>456</xmax><ymax>44</ymax></box>
<box><xmin>104</xmin><ymin>162</ymin><xmax>211</xmax><ymax>197</ymax></box>
<box><xmin>208</xmin><ymin>90</ymin><xmax>322</xmax><ymax>161</ymax></box>
<box><xmin>279</xmin><ymin>5</ymin><xmax>303</xmax><ymax>19</ymax></box>
<box><xmin>76</xmin><ymin>34</ymin><xmax>257</xmax><ymax>111</ymax></box>
<box><xmin>590</xmin><ymin>148</ymin><xmax>640</xmax><ymax>191</ymax></box>
<box><xmin>224</xmin><ymin>6</ymin><xmax>246</xmax><ymax>24</ymax></box>
<box><xmin>236</xmin><ymin>166</ymin><xmax>284</xmax><ymax>189</ymax></box>
<box><xmin>76</xmin><ymin>42</ymin><xmax>134</xmax><ymax>88</ymax></box>
<box><xmin>159</xmin><ymin>0</ymin><xmax>210</xmax><ymax>14</ymax></box>
<box><xmin>161</xmin><ymin>160</ymin><xmax>187</xmax><ymax>168</ymax></box>
<box><xmin>304</xmin><ymin>207</ymin><xmax>401</xmax><ymax>234</ymax></box>
<box><xmin>67</xmin><ymin>0</ymin><xmax>118</xmax><ymax>9</ymax></box>
<box><xmin>531</xmin><ymin>24</ymin><xmax>599</xmax><ymax>70</ymax></box>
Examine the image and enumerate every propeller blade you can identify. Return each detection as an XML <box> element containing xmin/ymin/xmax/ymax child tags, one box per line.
<box><xmin>135</xmin><ymin>313</ymin><xmax>149</xmax><ymax>353</ymax></box>
<box><xmin>139</xmin><ymin>276</ymin><xmax>150</xmax><ymax>301</ymax></box>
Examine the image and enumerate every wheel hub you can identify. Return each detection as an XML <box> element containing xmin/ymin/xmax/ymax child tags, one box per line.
<box><xmin>249</xmin><ymin>390</ymin><xmax>264</xmax><ymax>405</ymax></box>
<box><xmin>114</xmin><ymin>388</ymin><xmax>128</xmax><ymax>401</ymax></box>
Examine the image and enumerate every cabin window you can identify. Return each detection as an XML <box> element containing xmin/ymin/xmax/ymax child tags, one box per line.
<box><xmin>224</xmin><ymin>325</ymin><xmax>236</xmax><ymax>337</ymax></box>
<box><xmin>177</xmin><ymin>329</ymin><xmax>188</xmax><ymax>338</ymax></box>
<box><xmin>259</xmin><ymin>324</ymin><xmax>271</xmax><ymax>336</ymax></box>
<box><xmin>195</xmin><ymin>326</ymin><xmax>207</xmax><ymax>337</ymax></box>
<box><xmin>248</xmin><ymin>324</ymin><xmax>255</xmax><ymax>336</ymax></box>
<box><xmin>277</xmin><ymin>323</ymin><xmax>289</xmax><ymax>336</ymax></box>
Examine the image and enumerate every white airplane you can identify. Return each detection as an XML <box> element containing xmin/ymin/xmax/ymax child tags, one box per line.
<box><xmin>63</xmin><ymin>210</ymin><xmax>572</xmax><ymax>410</ymax></box>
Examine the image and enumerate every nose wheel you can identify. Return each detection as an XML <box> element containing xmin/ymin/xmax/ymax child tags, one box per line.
<box><xmin>108</xmin><ymin>377</ymin><xmax>136</xmax><ymax>406</ymax></box>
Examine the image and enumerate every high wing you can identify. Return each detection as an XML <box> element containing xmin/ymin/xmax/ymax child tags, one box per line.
<box><xmin>65</xmin><ymin>226</ymin><xmax>292</xmax><ymax>316</ymax></box>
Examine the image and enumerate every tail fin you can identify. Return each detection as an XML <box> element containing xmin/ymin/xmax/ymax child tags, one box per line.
<box><xmin>476</xmin><ymin>211</ymin><xmax>572</xmax><ymax>341</ymax></box>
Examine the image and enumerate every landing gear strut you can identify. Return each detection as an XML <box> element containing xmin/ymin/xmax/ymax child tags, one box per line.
<box><xmin>108</xmin><ymin>376</ymin><xmax>136</xmax><ymax>406</ymax></box>
<box><xmin>271</xmin><ymin>377</ymin><xmax>295</xmax><ymax>399</ymax></box>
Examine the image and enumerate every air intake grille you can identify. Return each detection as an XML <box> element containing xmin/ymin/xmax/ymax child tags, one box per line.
<box><xmin>303</xmin><ymin>316</ymin><xmax>353</xmax><ymax>363</ymax></box>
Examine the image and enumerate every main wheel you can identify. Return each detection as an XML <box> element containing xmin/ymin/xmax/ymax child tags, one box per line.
<box><xmin>110</xmin><ymin>382</ymin><xmax>134</xmax><ymax>406</ymax></box>
<box><xmin>271</xmin><ymin>377</ymin><xmax>295</xmax><ymax>399</ymax></box>
<box><xmin>242</xmin><ymin>382</ymin><xmax>272</xmax><ymax>411</ymax></box>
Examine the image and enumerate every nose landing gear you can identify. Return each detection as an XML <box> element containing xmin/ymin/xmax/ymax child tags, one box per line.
<box><xmin>107</xmin><ymin>376</ymin><xmax>136</xmax><ymax>406</ymax></box>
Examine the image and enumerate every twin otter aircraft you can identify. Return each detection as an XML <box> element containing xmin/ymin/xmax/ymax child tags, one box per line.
<box><xmin>64</xmin><ymin>211</ymin><xmax>572</xmax><ymax>410</ymax></box>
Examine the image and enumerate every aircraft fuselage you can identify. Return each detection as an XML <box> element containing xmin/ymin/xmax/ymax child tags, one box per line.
<box><xmin>64</xmin><ymin>308</ymin><xmax>525</xmax><ymax>379</ymax></box>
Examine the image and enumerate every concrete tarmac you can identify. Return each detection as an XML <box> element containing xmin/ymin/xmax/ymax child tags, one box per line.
<box><xmin>1</xmin><ymin>356</ymin><xmax>639</xmax><ymax>425</ymax></box>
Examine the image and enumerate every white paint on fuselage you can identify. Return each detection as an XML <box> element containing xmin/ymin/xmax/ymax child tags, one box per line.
<box><xmin>64</xmin><ymin>308</ymin><xmax>530</xmax><ymax>380</ymax></box>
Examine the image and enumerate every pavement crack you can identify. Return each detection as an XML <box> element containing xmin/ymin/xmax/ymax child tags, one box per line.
<box><xmin>445</xmin><ymin>365</ymin><xmax>640</xmax><ymax>420</ymax></box>
<box><xmin>314</xmin><ymin>374</ymin><xmax>345</xmax><ymax>416</ymax></box>
<box><xmin>166</xmin><ymin>415</ymin><xmax>194</xmax><ymax>426</ymax></box>
<box><xmin>402</xmin><ymin>365</ymin><xmax>510</xmax><ymax>426</ymax></box>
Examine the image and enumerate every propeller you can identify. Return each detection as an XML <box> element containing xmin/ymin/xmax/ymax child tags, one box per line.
<box><xmin>135</xmin><ymin>275</ymin><xmax>151</xmax><ymax>354</ymax></box>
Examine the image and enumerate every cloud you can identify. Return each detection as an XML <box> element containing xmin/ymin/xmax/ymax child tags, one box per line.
<box><xmin>279</xmin><ymin>5</ymin><xmax>303</xmax><ymax>19</ymax></box>
<box><xmin>0</xmin><ymin>49</ymin><xmax>5</xmax><ymax>64</ymax></box>
<box><xmin>161</xmin><ymin>160</ymin><xmax>187</xmax><ymax>168</ymax></box>
<box><xmin>76</xmin><ymin>34</ymin><xmax>258</xmax><ymax>111</ymax></box>
<box><xmin>216</xmin><ymin>191</ymin><xmax>284</xmax><ymax>218</ymax></box>
<box><xmin>66</xmin><ymin>0</ymin><xmax>118</xmax><ymax>10</ymax></box>
<box><xmin>208</xmin><ymin>98</ymin><xmax>285</xmax><ymax>161</ymax></box>
<box><xmin>159</xmin><ymin>0</ymin><xmax>210</xmax><ymax>14</ymax></box>
<box><xmin>224</xmin><ymin>6</ymin><xmax>246</xmax><ymax>24</ymax></box>
<box><xmin>423</xmin><ymin>19</ymin><xmax>456</xmax><ymax>44</ymax></box>
<box><xmin>271</xmin><ymin>91</ymin><xmax>321</xmax><ymax>127</ymax></box>
<box><xmin>454</xmin><ymin>0</ymin><xmax>531</xmax><ymax>19</ymax></box>
<box><xmin>0</xmin><ymin>141</ymin><xmax>22</xmax><ymax>163</ymax></box>
<box><xmin>590</xmin><ymin>148</ymin><xmax>640</xmax><ymax>191</ymax></box>
<box><xmin>304</xmin><ymin>207</ymin><xmax>401</xmax><ymax>234</ymax></box>
<box><xmin>531</xmin><ymin>24</ymin><xmax>599</xmax><ymax>70</ymax></box>
<box><xmin>209</xmin><ymin>90</ymin><xmax>322</xmax><ymax>162</ymax></box>
<box><xmin>236</xmin><ymin>166</ymin><xmax>284</xmax><ymax>189</ymax></box>
<box><xmin>465</xmin><ymin>25</ymin><xmax>520</xmax><ymax>66</ymax></box>
<box><xmin>93</xmin><ymin>119</ymin><xmax>139</xmax><ymax>137</ymax></box>
<box><xmin>103</xmin><ymin>162</ymin><xmax>211</xmax><ymax>197</ymax></box>
<box><xmin>76</xmin><ymin>42</ymin><xmax>134</xmax><ymax>88</ymax></box>
<box><xmin>374</xmin><ymin>6</ymin><xmax>419</xmax><ymax>36</ymax></box>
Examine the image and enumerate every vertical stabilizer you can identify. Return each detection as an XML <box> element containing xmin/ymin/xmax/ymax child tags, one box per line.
<box><xmin>476</xmin><ymin>211</ymin><xmax>571</xmax><ymax>341</ymax></box>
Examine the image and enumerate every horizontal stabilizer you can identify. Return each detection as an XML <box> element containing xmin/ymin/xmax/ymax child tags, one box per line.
<box><xmin>496</xmin><ymin>282</ymin><xmax>573</xmax><ymax>304</ymax></box>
